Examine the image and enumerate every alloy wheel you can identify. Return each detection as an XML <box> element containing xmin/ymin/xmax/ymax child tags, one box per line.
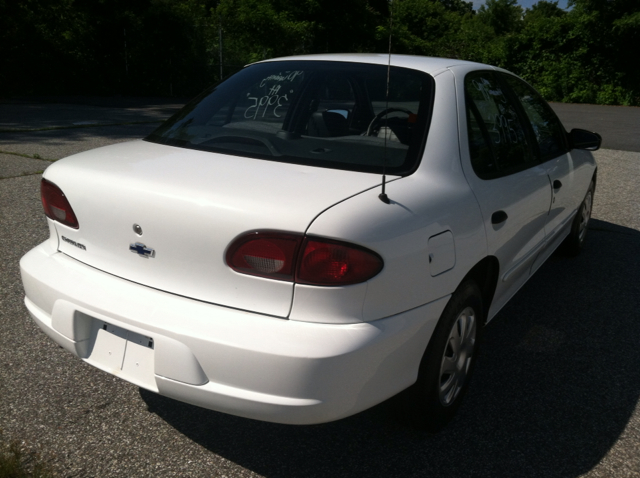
<box><xmin>438</xmin><ymin>306</ymin><xmax>477</xmax><ymax>406</ymax></box>
<box><xmin>578</xmin><ymin>190</ymin><xmax>593</xmax><ymax>242</ymax></box>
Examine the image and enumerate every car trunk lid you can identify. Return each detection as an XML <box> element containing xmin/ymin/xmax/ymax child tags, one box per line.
<box><xmin>44</xmin><ymin>140</ymin><xmax>383</xmax><ymax>318</ymax></box>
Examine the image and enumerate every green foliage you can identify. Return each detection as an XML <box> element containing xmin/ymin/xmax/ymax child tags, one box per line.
<box><xmin>214</xmin><ymin>0</ymin><xmax>388</xmax><ymax>68</ymax></box>
<box><xmin>213</xmin><ymin>0</ymin><xmax>315</xmax><ymax>67</ymax></box>
<box><xmin>451</xmin><ymin>13</ymin><xmax>509</xmax><ymax>65</ymax></box>
<box><xmin>0</xmin><ymin>440</ymin><xmax>55</xmax><ymax>478</ymax></box>
<box><xmin>509</xmin><ymin>0</ymin><xmax>640</xmax><ymax>105</ymax></box>
<box><xmin>0</xmin><ymin>0</ymin><xmax>217</xmax><ymax>96</ymax></box>
<box><xmin>389</xmin><ymin>0</ymin><xmax>462</xmax><ymax>55</ymax></box>
<box><xmin>0</xmin><ymin>0</ymin><xmax>638</xmax><ymax>105</ymax></box>
<box><xmin>477</xmin><ymin>0</ymin><xmax>523</xmax><ymax>35</ymax></box>
<box><xmin>438</xmin><ymin>0</ymin><xmax>474</xmax><ymax>15</ymax></box>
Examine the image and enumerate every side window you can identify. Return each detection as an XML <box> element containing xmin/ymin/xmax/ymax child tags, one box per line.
<box><xmin>501</xmin><ymin>74</ymin><xmax>567</xmax><ymax>161</ymax></box>
<box><xmin>465</xmin><ymin>72</ymin><xmax>535</xmax><ymax>178</ymax></box>
<box><xmin>467</xmin><ymin>104</ymin><xmax>497</xmax><ymax>176</ymax></box>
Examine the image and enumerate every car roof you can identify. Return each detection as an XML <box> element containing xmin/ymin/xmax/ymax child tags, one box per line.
<box><xmin>257</xmin><ymin>53</ymin><xmax>487</xmax><ymax>75</ymax></box>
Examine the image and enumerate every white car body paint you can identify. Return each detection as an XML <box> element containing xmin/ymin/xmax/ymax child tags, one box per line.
<box><xmin>20</xmin><ymin>54</ymin><xmax>597</xmax><ymax>424</ymax></box>
<box><xmin>42</xmin><ymin>140</ymin><xmax>387</xmax><ymax>318</ymax></box>
<box><xmin>21</xmin><ymin>240</ymin><xmax>447</xmax><ymax>424</ymax></box>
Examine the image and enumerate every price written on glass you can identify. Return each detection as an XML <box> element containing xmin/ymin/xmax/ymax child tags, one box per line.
<box><xmin>490</xmin><ymin>113</ymin><xmax>521</xmax><ymax>145</ymax></box>
<box><xmin>244</xmin><ymin>84</ymin><xmax>293</xmax><ymax>120</ymax></box>
<box><xmin>471</xmin><ymin>78</ymin><xmax>522</xmax><ymax>146</ymax></box>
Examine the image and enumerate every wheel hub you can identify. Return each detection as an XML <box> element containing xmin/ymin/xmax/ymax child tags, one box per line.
<box><xmin>578</xmin><ymin>190</ymin><xmax>593</xmax><ymax>242</ymax></box>
<box><xmin>438</xmin><ymin>306</ymin><xmax>476</xmax><ymax>406</ymax></box>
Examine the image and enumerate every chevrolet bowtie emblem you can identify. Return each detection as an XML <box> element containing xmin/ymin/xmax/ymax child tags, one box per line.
<box><xmin>129</xmin><ymin>242</ymin><xmax>155</xmax><ymax>258</ymax></box>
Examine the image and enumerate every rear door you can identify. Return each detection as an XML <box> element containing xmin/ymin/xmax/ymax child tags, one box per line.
<box><xmin>459</xmin><ymin>70</ymin><xmax>552</xmax><ymax>317</ymax></box>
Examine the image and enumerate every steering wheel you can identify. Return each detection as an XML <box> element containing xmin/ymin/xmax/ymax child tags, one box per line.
<box><xmin>366</xmin><ymin>108</ymin><xmax>414</xmax><ymax>136</ymax></box>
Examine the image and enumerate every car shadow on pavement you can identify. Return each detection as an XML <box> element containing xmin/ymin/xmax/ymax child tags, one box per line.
<box><xmin>140</xmin><ymin>219</ymin><xmax>640</xmax><ymax>478</ymax></box>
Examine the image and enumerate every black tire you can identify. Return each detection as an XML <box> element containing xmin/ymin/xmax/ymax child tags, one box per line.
<box><xmin>561</xmin><ymin>181</ymin><xmax>594</xmax><ymax>257</ymax></box>
<box><xmin>396</xmin><ymin>280</ymin><xmax>483</xmax><ymax>432</ymax></box>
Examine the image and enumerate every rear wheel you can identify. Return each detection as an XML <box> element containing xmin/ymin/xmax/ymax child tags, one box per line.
<box><xmin>562</xmin><ymin>181</ymin><xmax>594</xmax><ymax>256</ymax></box>
<box><xmin>396</xmin><ymin>280</ymin><xmax>483</xmax><ymax>432</ymax></box>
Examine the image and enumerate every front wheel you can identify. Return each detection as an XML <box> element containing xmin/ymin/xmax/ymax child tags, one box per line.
<box><xmin>396</xmin><ymin>280</ymin><xmax>483</xmax><ymax>432</ymax></box>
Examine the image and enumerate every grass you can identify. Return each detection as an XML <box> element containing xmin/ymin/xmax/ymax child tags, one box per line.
<box><xmin>0</xmin><ymin>440</ymin><xmax>55</xmax><ymax>478</ymax></box>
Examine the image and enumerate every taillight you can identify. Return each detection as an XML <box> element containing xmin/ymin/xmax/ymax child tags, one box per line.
<box><xmin>226</xmin><ymin>231</ymin><xmax>383</xmax><ymax>286</ymax></box>
<box><xmin>41</xmin><ymin>179</ymin><xmax>79</xmax><ymax>229</ymax></box>
<box><xmin>226</xmin><ymin>232</ymin><xmax>303</xmax><ymax>281</ymax></box>
<box><xmin>297</xmin><ymin>238</ymin><xmax>383</xmax><ymax>286</ymax></box>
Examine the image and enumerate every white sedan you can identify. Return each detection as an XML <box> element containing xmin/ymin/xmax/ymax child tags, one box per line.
<box><xmin>20</xmin><ymin>54</ymin><xmax>600</xmax><ymax>431</ymax></box>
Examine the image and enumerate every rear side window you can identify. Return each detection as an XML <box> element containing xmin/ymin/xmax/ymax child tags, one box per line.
<box><xmin>147</xmin><ymin>61</ymin><xmax>434</xmax><ymax>175</ymax></box>
<box><xmin>465</xmin><ymin>71</ymin><xmax>536</xmax><ymax>179</ymax></box>
<box><xmin>500</xmin><ymin>74</ymin><xmax>567</xmax><ymax>161</ymax></box>
<box><xmin>467</xmin><ymin>106</ymin><xmax>497</xmax><ymax>176</ymax></box>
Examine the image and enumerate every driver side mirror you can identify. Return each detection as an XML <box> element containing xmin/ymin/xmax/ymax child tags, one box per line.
<box><xmin>569</xmin><ymin>129</ymin><xmax>602</xmax><ymax>151</ymax></box>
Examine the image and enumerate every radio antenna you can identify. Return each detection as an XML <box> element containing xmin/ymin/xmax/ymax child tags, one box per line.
<box><xmin>379</xmin><ymin>0</ymin><xmax>393</xmax><ymax>204</ymax></box>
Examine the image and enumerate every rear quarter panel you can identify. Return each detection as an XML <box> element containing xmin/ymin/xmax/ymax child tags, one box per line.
<box><xmin>291</xmin><ymin>70</ymin><xmax>486</xmax><ymax>323</ymax></box>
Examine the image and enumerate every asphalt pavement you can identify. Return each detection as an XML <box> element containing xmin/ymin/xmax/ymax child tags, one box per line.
<box><xmin>550</xmin><ymin>102</ymin><xmax>640</xmax><ymax>152</ymax></box>
<box><xmin>1</xmin><ymin>98</ymin><xmax>639</xmax><ymax>477</ymax></box>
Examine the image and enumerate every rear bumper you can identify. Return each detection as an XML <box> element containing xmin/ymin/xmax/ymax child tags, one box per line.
<box><xmin>20</xmin><ymin>241</ymin><xmax>448</xmax><ymax>424</ymax></box>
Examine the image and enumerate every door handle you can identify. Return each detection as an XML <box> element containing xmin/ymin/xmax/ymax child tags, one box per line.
<box><xmin>553</xmin><ymin>179</ymin><xmax>562</xmax><ymax>189</ymax></box>
<box><xmin>491</xmin><ymin>210</ymin><xmax>508</xmax><ymax>225</ymax></box>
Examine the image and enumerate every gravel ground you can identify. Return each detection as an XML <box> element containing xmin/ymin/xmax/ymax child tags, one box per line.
<box><xmin>1</xmin><ymin>100</ymin><xmax>639</xmax><ymax>477</ymax></box>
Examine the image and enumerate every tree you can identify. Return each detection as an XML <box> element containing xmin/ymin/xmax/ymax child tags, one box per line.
<box><xmin>476</xmin><ymin>0</ymin><xmax>523</xmax><ymax>36</ymax></box>
<box><xmin>508</xmin><ymin>1</ymin><xmax>574</xmax><ymax>101</ymax></box>
<box><xmin>213</xmin><ymin>0</ymin><xmax>387</xmax><ymax>71</ymax></box>
<box><xmin>566</xmin><ymin>0</ymin><xmax>640</xmax><ymax>104</ymax></box>
<box><xmin>510</xmin><ymin>0</ymin><xmax>640</xmax><ymax>105</ymax></box>
<box><xmin>1</xmin><ymin>0</ymin><xmax>638</xmax><ymax>104</ymax></box>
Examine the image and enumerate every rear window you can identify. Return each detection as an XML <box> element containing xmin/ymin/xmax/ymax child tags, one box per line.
<box><xmin>146</xmin><ymin>60</ymin><xmax>434</xmax><ymax>175</ymax></box>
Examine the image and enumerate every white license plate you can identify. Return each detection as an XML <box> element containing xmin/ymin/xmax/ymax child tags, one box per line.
<box><xmin>87</xmin><ymin>321</ymin><xmax>156</xmax><ymax>390</ymax></box>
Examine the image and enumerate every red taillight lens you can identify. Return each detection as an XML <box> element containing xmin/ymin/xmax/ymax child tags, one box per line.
<box><xmin>226</xmin><ymin>231</ymin><xmax>383</xmax><ymax>286</ymax></box>
<box><xmin>226</xmin><ymin>232</ymin><xmax>303</xmax><ymax>281</ymax></box>
<box><xmin>297</xmin><ymin>238</ymin><xmax>383</xmax><ymax>286</ymax></box>
<box><xmin>41</xmin><ymin>179</ymin><xmax>79</xmax><ymax>229</ymax></box>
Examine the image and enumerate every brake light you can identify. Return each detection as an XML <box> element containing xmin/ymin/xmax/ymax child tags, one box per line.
<box><xmin>297</xmin><ymin>238</ymin><xmax>383</xmax><ymax>286</ymax></box>
<box><xmin>226</xmin><ymin>231</ymin><xmax>383</xmax><ymax>286</ymax></box>
<box><xmin>41</xmin><ymin>179</ymin><xmax>79</xmax><ymax>229</ymax></box>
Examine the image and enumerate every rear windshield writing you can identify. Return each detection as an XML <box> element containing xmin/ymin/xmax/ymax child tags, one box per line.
<box><xmin>147</xmin><ymin>61</ymin><xmax>434</xmax><ymax>175</ymax></box>
<box><xmin>239</xmin><ymin>71</ymin><xmax>303</xmax><ymax>123</ymax></box>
